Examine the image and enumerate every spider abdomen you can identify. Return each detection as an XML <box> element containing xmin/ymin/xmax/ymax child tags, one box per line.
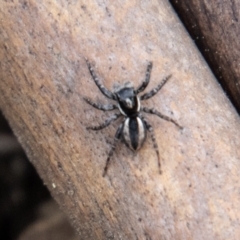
<box><xmin>122</xmin><ymin>117</ymin><xmax>147</xmax><ymax>151</ymax></box>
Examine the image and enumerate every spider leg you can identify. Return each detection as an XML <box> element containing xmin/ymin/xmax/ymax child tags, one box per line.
<box><xmin>85</xmin><ymin>58</ymin><xmax>116</xmax><ymax>100</ymax></box>
<box><xmin>135</xmin><ymin>61</ymin><xmax>153</xmax><ymax>94</ymax></box>
<box><xmin>142</xmin><ymin>107</ymin><xmax>183</xmax><ymax>129</ymax></box>
<box><xmin>140</xmin><ymin>75</ymin><xmax>172</xmax><ymax>100</ymax></box>
<box><xmin>83</xmin><ymin>97</ymin><xmax>118</xmax><ymax>111</ymax></box>
<box><xmin>142</xmin><ymin>118</ymin><xmax>161</xmax><ymax>174</ymax></box>
<box><xmin>103</xmin><ymin>123</ymin><xmax>123</xmax><ymax>177</ymax></box>
<box><xmin>87</xmin><ymin>113</ymin><xmax>121</xmax><ymax>130</ymax></box>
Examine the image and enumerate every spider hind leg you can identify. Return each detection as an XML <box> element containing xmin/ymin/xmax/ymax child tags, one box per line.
<box><xmin>103</xmin><ymin>123</ymin><xmax>123</xmax><ymax>177</ymax></box>
<box><xmin>143</xmin><ymin>119</ymin><xmax>162</xmax><ymax>174</ymax></box>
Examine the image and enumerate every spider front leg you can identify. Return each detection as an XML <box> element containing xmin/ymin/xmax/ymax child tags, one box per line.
<box><xmin>140</xmin><ymin>75</ymin><xmax>172</xmax><ymax>100</ymax></box>
<box><xmin>135</xmin><ymin>61</ymin><xmax>153</xmax><ymax>94</ymax></box>
<box><xmin>83</xmin><ymin>97</ymin><xmax>118</xmax><ymax>111</ymax></box>
<box><xmin>87</xmin><ymin>113</ymin><xmax>122</xmax><ymax>130</ymax></box>
<box><xmin>142</xmin><ymin>107</ymin><xmax>183</xmax><ymax>129</ymax></box>
<box><xmin>142</xmin><ymin>118</ymin><xmax>161</xmax><ymax>174</ymax></box>
<box><xmin>85</xmin><ymin>58</ymin><xmax>116</xmax><ymax>100</ymax></box>
<box><xmin>103</xmin><ymin>123</ymin><xmax>123</xmax><ymax>177</ymax></box>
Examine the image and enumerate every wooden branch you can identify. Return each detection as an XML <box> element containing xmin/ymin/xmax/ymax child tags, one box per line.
<box><xmin>170</xmin><ymin>0</ymin><xmax>240</xmax><ymax>113</ymax></box>
<box><xmin>1</xmin><ymin>0</ymin><xmax>240</xmax><ymax>239</ymax></box>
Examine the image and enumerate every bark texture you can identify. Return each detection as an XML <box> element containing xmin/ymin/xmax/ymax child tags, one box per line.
<box><xmin>170</xmin><ymin>0</ymin><xmax>240</xmax><ymax>114</ymax></box>
<box><xmin>1</xmin><ymin>0</ymin><xmax>240</xmax><ymax>239</ymax></box>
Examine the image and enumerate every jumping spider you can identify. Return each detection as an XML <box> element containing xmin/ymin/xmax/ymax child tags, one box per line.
<box><xmin>84</xmin><ymin>59</ymin><xmax>182</xmax><ymax>176</ymax></box>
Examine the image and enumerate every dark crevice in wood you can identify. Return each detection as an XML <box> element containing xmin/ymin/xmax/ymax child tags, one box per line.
<box><xmin>169</xmin><ymin>0</ymin><xmax>240</xmax><ymax>115</ymax></box>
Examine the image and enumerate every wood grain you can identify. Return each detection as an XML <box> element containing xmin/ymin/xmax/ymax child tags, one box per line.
<box><xmin>1</xmin><ymin>0</ymin><xmax>240</xmax><ymax>239</ymax></box>
<box><xmin>170</xmin><ymin>0</ymin><xmax>240</xmax><ymax>114</ymax></box>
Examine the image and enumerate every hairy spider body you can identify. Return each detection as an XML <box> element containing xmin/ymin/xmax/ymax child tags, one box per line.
<box><xmin>84</xmin><ymin>59</ymin><xmax>182</xmax><ymax>176</ymax></box>
<box><xmin>115</xmin><ymin>85</ymin><xmax>146</xmax><ymax>151</ymax></box>
<box><xmin>122</xmin><ymin>117</ymin><xmax>146</xmax><ymax>151</ymax></box>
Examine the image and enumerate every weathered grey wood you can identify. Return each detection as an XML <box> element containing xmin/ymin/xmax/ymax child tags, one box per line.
<box><xmin>170</xmin><ymin>0</ymin><xmax>240</xmax><ymax>113</ymax></box>
<box><xmin>1</xmin><ymin>0</ymin><xmax>240</xmax><ymax>239</ymax></box>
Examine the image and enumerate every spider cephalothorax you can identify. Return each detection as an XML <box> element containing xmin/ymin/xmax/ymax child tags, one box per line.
<box><xmin>115</xmin><ymin>85</ymin><xmax>140</xmax><ymax>116</ymax></box>
<box><xmin>84</xmin><ymin>58</ymin><xmax>182</xmax><ymax>176</ymax></box>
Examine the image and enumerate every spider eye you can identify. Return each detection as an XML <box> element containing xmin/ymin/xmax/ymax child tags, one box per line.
<box><xmin>116</xmin><ymin>87</ymin><xmax>135</xmax><ymax>100</ymax></box>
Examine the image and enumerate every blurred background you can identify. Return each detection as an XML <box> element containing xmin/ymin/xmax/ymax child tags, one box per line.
<box><xmin>0</xmin><ymin>111</ymin><xmax>78</xmax><ymax>240</ymax></box>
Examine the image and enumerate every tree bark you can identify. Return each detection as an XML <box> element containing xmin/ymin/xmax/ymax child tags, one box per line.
<box><xmin>170</xmin><ymin>0</ymin><xmax>240</xmax><ymax>114</ymax></box>
<box><xmin>1</xmin><ymin>0</ymin><xmax>240</xmax><ymax>239</ymax></box>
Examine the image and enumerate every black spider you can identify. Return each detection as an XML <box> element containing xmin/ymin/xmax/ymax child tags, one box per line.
<box><xmin>84</xmin><ymin>59</ymin><xmax>182</xmax><ymax>176</ymax></box>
